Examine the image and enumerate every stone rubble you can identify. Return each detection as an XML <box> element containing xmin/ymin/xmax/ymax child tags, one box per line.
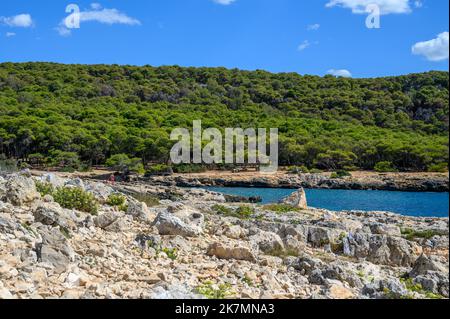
<box><xmin>0</xmin><ymin>172</ymin><xmax>448</xmax><ymax>299</ymax></box>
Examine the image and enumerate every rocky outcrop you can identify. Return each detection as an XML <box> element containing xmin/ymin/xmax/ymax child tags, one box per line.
<box><xmin>280</xmin><ymin>188</ymin><xmax>307</xmax><ymax>209</ymax></box>
<box><xmin>152</xmin><ymin>211</ymin><xmax>203</xmax><ymax>237</ymax></box>
<box><xmin>207</xmin><ymin>242</ymin><xmax>256</xmax><ymax>262</ymax></box>
<box><xmin>3</xmin><ymin>174</ymin><xmax>40</xmax><ymax>206</ymax></box>
<box><xmin>148</xmin><ymin>172</ymin><xmax>449</xmax><ymax>192</ymax></box>
<box><xmin>0</xmin><ymin>173</ymin><xmax>448</xmax><ymax>299</ymax></box>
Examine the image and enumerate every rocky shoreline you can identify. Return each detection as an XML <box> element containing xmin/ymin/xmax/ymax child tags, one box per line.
<box><xmin>146</xmin><ymin>171</ymin><xmax>449</xmax><ymax>192</ymax></box>
<box><xmin>0</xmin><ymin>171</ymin><xmax>449</xmax><ymax>299</ymax></box>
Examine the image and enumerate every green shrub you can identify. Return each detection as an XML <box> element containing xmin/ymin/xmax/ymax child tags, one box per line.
<box><xmin>145</xmin><ymin>164</ymin><xmax>173</xmax><ymax>176</ymax></box>
<box><xmin>161</xmin><ymin>247</ymin><xmax>178</xmax><ymax>260</ymax></box>
<box><xmin>35</xmin><ymin>180</ymin><xmax>55</xmax><ymax>196</ymax></box>
<box><xmin>212</xmin><ymin>204</ymin><xmax>255</xmax><ymax>219</ymax></box>
<box><xmin>401</xmin><ymin>228</ymin><xmax>447</xmax><ymax>241</ymax></box>
<box><xmin>212</xmin><ymin>204</ymin><xmax>233</xmax><ymax>216</ymax></box>
<box><xmin>330</xmin><ymin>170</ymin><xmax>352</xmax><ymax>179</ymax></box>
<box><xmin>196</xmin><ymin>281</ymin><xmax>233</xmax><ymax>299</ymax></box>
<box><xmin>106</xmin><ymin>193</ymin><xmax>127</xmax><ymax>206</ymax></box>
<box><xmin>264</xmin><ymin>204</ymin><xmax>300</xmax><ymax>214</ymax></box>
<box><xmin>309</xmin><ymin>168</ymin><xmax>323</xmax><ymax>174</ymax></box>
<box><xmin>374</xmin><ymin>161</ymin><xmax>398</xmax><ymax>172</ymax></box>
<box><xmin>48</xmin><ymin>150</ymin><xmax>80</xmax><ymax>170</ymax></box>
<box><xmin>106</xmin><ymin>154</ymin><xmax>144</xmax><ymax>174</ymax></box>
<box><xmin>53</xmin><ymin>187</ymin><xmax>98</xmax><ymax>215</ymax></box>
<box><xmin>427</xmin><ymin>163</ymin><xmax>448</xmax><ymax>173</ymax></box>
<box><xmin>235</xmin><ymin>206</ymin><xmax>255</xmax><ymax>218</ymax></box>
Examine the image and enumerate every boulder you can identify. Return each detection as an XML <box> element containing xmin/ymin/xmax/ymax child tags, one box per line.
<box><xmin>84</xmin><ymin>182</ymin><xmax>113</xmax><ymax>203</ymax></box>
<box><xmin>386</xmin><ymin>236</ymin><xmax>422</xmax><ymax>267</ymax></box>
<box><xmin>308</xmin><ymin>226</ymin><xmax>341</xmax><ymax>247</ymax></box>
<box><xmin>279</xmin><ymin>188</ymin><xmax>307</xmax><ymax>209</ymax></box>
<box><xmin>327</xmin><ymin>284</ymin><xmax>355</xmax><ymax>299</ymax></box>
<box><xmin>369</xmin><ymin>223</ymin><xmax>401</xmax><ymax>237</ymax></box>
<box><xmin>152</xmin><ymin>211</ymin><xmax>202</xmax><ymax>237</ymax></box>
<box><xmin>36</xmin><ymin>227</ymin><xmax>75</xmax><ymax>274</ymax></box>
<box><xmin>127</xmin><ymin>200</ymin><xmax>152</xmax><ymax>221</ymax></box>
<box><xmin>207</xmin><ymin>242</ymin><xmax>256</xmax><ymax>262</ymax></box>
<box><xmin>33</xmin><ymin>202</ymin><xmax>77</xmax><ymax>230</ymax></box>
<box><xmin>94</xmin><ymin>212</ymin><xmax>124</xmax><ymax>232</ymax></box>
<box><xmin>409</xmin><ymin>254</ymin><xmax>448</xmax><ymax>277</ymax></box>
<box><xmin>0</xmin><ymin>215</ymin><xmax>18</xmax><ymax>234</ymax></box>
<box><xmin>39</xmin><ymin>173</ymin><xmax>65</xmax><ymax>188</ymax></box>
<box><xmin>4</xmin><ymin>175</ymin><xmax>40</xmax><ymax>206</ymax></box>
<box><xmin>249</xmin><ymin>231</ymin><xmax>285</xmax><ymax>255</ymax></box>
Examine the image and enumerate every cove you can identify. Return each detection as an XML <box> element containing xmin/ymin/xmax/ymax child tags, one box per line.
<box><xmin>204</xmin><ymin>187</ymin><xmax>449</xmax><ymax>218</ymax></box>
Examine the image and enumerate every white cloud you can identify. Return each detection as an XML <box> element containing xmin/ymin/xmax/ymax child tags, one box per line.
<box><xmin>412</xmin><ymin>32</ymin><xmax>449</xmax><ymax>62</ymax></box>
<box><xmin>57</xmin><ymin>5</ymin><xmax>141</xmax><ymax>36</ymax></box>
<box><xmin>90</xmin><ymin>3</ymin><xmax>102</xmax><ymax>10</ymax></box>
<box><xmin>307</xmin><ymin>24</ymin><xmax>320</xmax><ymax>31</ymax></box>
<box><xmin>6</xmin><ymin>32</ymin><xmax>16</xmax><ymax>37</ymax></box>
<box><xmin>327</xmin><ymin>69</ymin><xmax>352</xmax><ymax>77</ymax></box>
<box><xmin>326</xmin><ymin>0</ymin><xmax>413</xmax><ymax>15</ymax></box>
<box><xmin>297</xmin><ymin>40</ymin><xmax>311</xmax><ymax>51</ymax></box>
<box><xmin>213</xmin><ymin>0</ymin><xmax>236</xmax><ymax>5</ymax></box>
<box><xmin>0</xmin><ymin>14</ymin><xmax>33</xmax><ymax>28</ymax></box>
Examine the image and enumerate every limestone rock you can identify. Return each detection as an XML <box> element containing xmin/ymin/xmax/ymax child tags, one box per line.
<box><xmin>127</xmin><ymin>200</ymin><xmax>152</xmax><ymax>221</ymax></box>
<box><xmin>279</xmin><ymin>188</ymin><xmax>307</xmax><ymax>209</ymax></box>
<box><xmin>33</xmin><ymin>202</ymin><xmax>77</xmax><ymax>230</ymax></box>
<box><xmin>94</xmin><ymin>212</ymin><xmax>124</xmax><ymax>232</ymax></box>
<box><xmin>152</xmin><ymin>211</ymin><xmax>202</xmax><ymax>237</ymax></box>
<box><xmin>207</xmin><ymin>242</ymin><xmax>256</xmax><ymax>262</ymax></box>
<box><xmin>36</xmin><ymin>227</ymin><xmax>75</xmax><ymax>274</ymax></box>
<box><xmin>4</xmin><ymin>175</ymin><xmax>40</xmax><ymax>206</ymax></box>
<box><xmin>250</xmin><ymin>231</ymin><xmax>285</xmax><ymax>255</ymax></box>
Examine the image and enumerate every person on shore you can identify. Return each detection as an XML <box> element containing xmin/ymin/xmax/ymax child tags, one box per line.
<box><xmin>108</xmin><ymin>174</ymin><xmax>115</xmax><ymax>185</ymax></box>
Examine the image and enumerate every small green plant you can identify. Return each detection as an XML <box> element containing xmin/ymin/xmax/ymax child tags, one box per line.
<box><xmin>212</xmin><ymin>204</ymin><xmax>255</xmax><ymax>219</ymax></box>
<box><xmin>330</xmin><ymin>170</ymin><xmax>352</xmax><ymax>179</ymax></box>
<box><xmin>427</xmin><ymin>162</ymin><xmax>448</xmax><ymax>173</ymax></box>
<box><xmin>161</xmin><ymin>247</ymin><xmax>178</xmax><ymax>261</ymax></box>
<box><xmin>212</xmin><ymin>204</ymin><xmax>233</xmax><ymax>215</ymax></box>
<box><xmin>235</xmin><ymin>206</ymin><xmax>255</xmax><ymax>218</ymax></box>
<box><xmin>401</xmin><ymin>228</ymin><xmax>447</xmax><ymax>241</ymax></box>
<box><xmin>400</xmin><ymin>278</ymin><xmax>445</xmax><ymax>299</ymax></box>
<box><xmin>264</xmin><ymin>203</ymin><xmax>300</xmax><ymax>214</ymax></box>
<box><xmin>118</xmin><ymin>203</ymin><xmax>129</xmax><ymax>212</ymax></box>
<box><xmin>106</xmin><ymin>193</ymin><xmax>127</xmax><ymax>206</ymax></box>
<box><xmin>35</xmin><ymin>180</ymin><xmax>55</xmax><ymax>196</ymax></box>
<box><xmin>59</xmin><ymin>226</ymin><xmax>72</xmax><ymax>239</ymax></box>
<box><xmin>195</xmin><ymin>281</ymin><xmax>233</xmax><ymax>299</ymax></box>
<box><xmin>53</xmin><ymin>187</ymin><xmax>98</xmax><ymax>215</ymax></box>
<box><xmin>374</xmin><ymin>161</ymin><xmax>398</xmax><ymax>172</ymax></box>
<box><xmin>242</xmin><ymin>276</ymin><xmax>253</xmax><ymax>286</ymax></box>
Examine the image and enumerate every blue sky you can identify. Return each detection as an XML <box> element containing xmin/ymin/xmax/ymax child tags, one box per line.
<box><xmin>0</xmin><ymin>0</ymin><xmax>448</xmax><ymax>78</ymax></box>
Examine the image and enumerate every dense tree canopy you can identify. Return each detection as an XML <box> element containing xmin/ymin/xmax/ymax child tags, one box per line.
<box><xmin>0</xmin><ymin>62</ymin><xmax>448</xmax><ymax>172</ymax></box>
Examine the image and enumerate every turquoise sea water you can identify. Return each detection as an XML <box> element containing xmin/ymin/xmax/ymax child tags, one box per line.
<box><xmin>204</xmin><ymin>187</ymin><xmax>449</xmax><ymax>218</ymax></box>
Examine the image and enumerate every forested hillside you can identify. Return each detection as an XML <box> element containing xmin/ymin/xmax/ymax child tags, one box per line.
<box><xmin>0</xmin><ymin>62</ymin><xmax>448</xmax><ymax>172</ymax></box>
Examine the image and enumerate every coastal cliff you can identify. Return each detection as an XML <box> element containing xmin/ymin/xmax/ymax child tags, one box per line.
<box><xmin>0</xmin><ymin>171</ymin><xmax>448</xmax><ymax>299</ymax></box>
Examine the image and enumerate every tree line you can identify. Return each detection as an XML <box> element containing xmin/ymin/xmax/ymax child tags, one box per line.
<box><xmin>0</xmin><ymin>62</ymin><xmax>448</xmax><ymax>172</ymax></box>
